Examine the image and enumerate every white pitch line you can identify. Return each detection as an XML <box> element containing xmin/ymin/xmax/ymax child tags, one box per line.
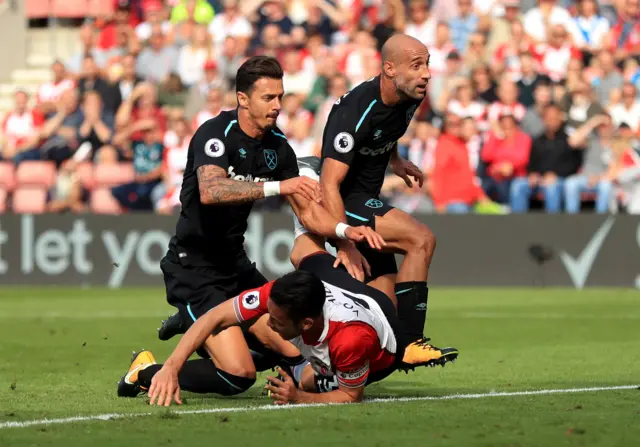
<box><xmin>1</xmin><ymin>385</ymin><xmax>637</xmax><ymax>430</ymax></box>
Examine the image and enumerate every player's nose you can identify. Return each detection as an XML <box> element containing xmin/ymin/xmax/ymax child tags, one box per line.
<box><xmin>422</xmin><ymin>66</ymin><xmax>431</xmax><ymax>81</ymax></box>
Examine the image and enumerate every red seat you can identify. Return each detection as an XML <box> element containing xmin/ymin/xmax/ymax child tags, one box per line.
<box><xmin>91</xmin><ymin>188</ymin><xmax>122</xmax><ymax>214</ymax></box>
<box><xmin>0</xmin><ymin>162</ymin><xmax>16</xmax><ymax>191</ymax></box>
<box><xmin>0</xmin><ymin>189</ymin><xmax>7</xmax><ymax>213</ymax></box>
<box><xmin>15</xmin><ymin>161</ymin><xmax>57</xmax><ymax>188</ymax></box>
<box><xmin>25</xmin><ymin>0</ymin><xmax>115</xmax><ymax>19</ymax></box>
<box><xmin>94</xmin><ymin>163</ymin><xmax>135</xmax><ymax>188</ymax></box>
<box><xmin>75</xmin><ymin>162</ymin><xmax>95</xmax><ymax>190</ymax></box>
<box><xmin>12</xmin><ymin>187</ymin><xmax>47</xmax><ymax>214</ymax></box>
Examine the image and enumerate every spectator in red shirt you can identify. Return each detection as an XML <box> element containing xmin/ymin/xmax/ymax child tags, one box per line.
<box><xmin>98</xmin><ymin>5</ymin><xmax>136</xmax><ymax>51</ymax></box>
<box><xmin>0</xmin><ymin>91</ymin><xmax>44</xmax><ymax>163</ymax></box>
<box><xmin>428</xmin><ymin>113</ymin><xmax>488</xmax><ymax>213</ymax></box>
<box><xmin>605</xmin><ymin>0</ymin><xmax>640</xmax><ymax>62</ymax></box>
<box><xmin>481</xmin><ymin>113</ymin><xmax>532</xmax><ymax>204</ymax></box>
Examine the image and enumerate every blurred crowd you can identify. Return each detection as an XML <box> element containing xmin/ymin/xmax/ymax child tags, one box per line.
<box><xmin>1</xmin><ymin>0</ymin><xmax>639</xmax><ymax>214</ymax></box>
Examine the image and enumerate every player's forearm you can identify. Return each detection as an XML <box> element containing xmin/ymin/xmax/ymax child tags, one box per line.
<box><xmin>199</xmin><ymin>177</ymin><xmax>266</xmax><ymax>205</ymax></box>
<box><xmin>322</xmin><ymin>184</ymin><xmax>348</xmax><ymax>223</ymax></box>
<box><xmin>294</xmin><ymin>388</ymin><xmax>362</xmax><ymax>404</ymax></box>
<box><xmin>291</xmin><ymin>195</ymin><xmax>348</xmax><ymax>239</ymax></box>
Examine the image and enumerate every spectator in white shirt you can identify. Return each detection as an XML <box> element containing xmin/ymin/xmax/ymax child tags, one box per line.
<box><xmin>288</xmin><ymin>116</ymin><xmax>317</xmax><ymax>159</ymax></box>
<box><xmin>404</xmin><ymin>0</ymin><xmax>436</xmax><ymax>46</ymax></box>
<box><xmin>177</xmin><ymin>24</ymin><xmax>213</xmax><ymax>87</ymax></box>
<box><xmin>566</xmin><ymin>0</ymin><xmax>610</xmax><ymax>56</ymax></box>
<box><xmin>610</xmin><ymin>83</ymin><xmax>640</xmax><ymax>132</ymax></box>
<box><xmin>282</xmin><ymin>50</ymin><xmax>315</xmax><ymax>99</ymax></box>
<box><xmin>38</xmin><ymin>61</ymin><xmax>76</xmax><ymax>117</ymax></box>
<box><xmin>208</xmin><ymin>0</ymin><xmax>253</xmax><ymax>53</ymax></box>
<box><xmin>136</xmin><ymin>1</ymin><xmax>172</xmax><ymax>44</ymax></box>
<box><xmin>523</xmin><ymin>0</ymin><xmax>572</xmax><ymax>43</ymax></box>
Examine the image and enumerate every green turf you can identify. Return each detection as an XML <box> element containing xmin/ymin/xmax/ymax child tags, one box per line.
<box><xmin>0</xmin><ymin>287</ymin><xmax>639</xmax><ymax>446</ymax></box>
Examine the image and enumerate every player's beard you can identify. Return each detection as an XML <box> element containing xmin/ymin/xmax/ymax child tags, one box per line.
<box><xmin>394</xmin><ymin>75</ymin><xmax>424</xmax><ymax>102</ymax></box>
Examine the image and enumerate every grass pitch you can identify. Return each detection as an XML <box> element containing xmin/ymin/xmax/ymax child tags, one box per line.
<box><xmin>0</xmin><ymin>287</ymin><xmax>638</xmax><ymax>446</ymax></box>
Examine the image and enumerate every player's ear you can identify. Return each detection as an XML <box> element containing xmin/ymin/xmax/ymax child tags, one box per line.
<box><xmin>300</xmin><ymin>317</ymin><xmax>315</xmax><ymax>332</ymax></box>
<box><xmin>383</xmin><ymin>60</ymin><xmax>395</xmax><ymax>78</ymax></box>
<box><xmin>237</xmin><ymin>91</ymin><xmax>249</xmax><ymax>109</ymax></box>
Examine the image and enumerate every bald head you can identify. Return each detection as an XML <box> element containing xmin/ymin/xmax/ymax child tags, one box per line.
<box><xmin>381</xmin><ymin>34</ymin><xmax>427</xmax><ymax>64</ymax></box>
<box><xmin>380</xmin><ymin>34</ymin><xmax>431</xmax><ymax>102</ymax></box>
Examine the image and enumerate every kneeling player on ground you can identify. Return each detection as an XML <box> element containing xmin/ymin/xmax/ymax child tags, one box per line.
<box><xmin>141</xmin><ymin>230</ymin><xmax>456</xmax><ymax>406</ymax></box>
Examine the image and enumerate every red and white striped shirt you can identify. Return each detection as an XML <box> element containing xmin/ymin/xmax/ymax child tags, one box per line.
<box><xmin>233</xmin><ymin>276</ymin><xmax>397</xmax><ymax>389</ymax></box>
<box><xmin>486</xmin><ymin>101</ymin><xmax>527</xmax><ymax>123</ymax></box>
<box><xmin>37</xmin><ymin>79</ymin><xmax>75</xmax><ymax>105</ymax></box>
<box><xmin>534</xmin><ymin>43</ymin><xmax>582</xmax><ymax>83</ymax></box>
<box><xmin>2</xmin><ymin>109</ymin><xmax>44</xmax><ymax>147</ymax></box>
<box><xmin>427</xmin><ymin>43</ymin><xmax>456</xmax><ymax>76</ymax></box>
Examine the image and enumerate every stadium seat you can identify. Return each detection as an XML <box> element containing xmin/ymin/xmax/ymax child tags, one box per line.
<box><xmin>0</xmin><ymin>162</ymin><xmax>16</xmax><ymax>191</ymax></box>
<box><xmin>12</xmin><ymin>187</ymin><xmax>47</xmax><ymax>214</ymax></box>
<box><xmin>75</xmin><ymin>162</ymin><xmax>95</xmax><ymax>190</ymax></box>
<box><xmin>25</xmin><ymin>0</ymin><xmax>114</xmax><ymax>19</ymax></box>
<box><xmin>91</xmin><ymin>188</ymin><xmax>122</xmax><ymax>215</ymax></box>
<box><xmin>0</xmin><ymin>189</ymin><xmax>7</xmax><ymax>213</ymax></box>
<box><xmin>15</xmin><ymin>161</ymin><xmax>57</xmax><ymax>188</ymax></box>
<box><xmin>94</xmin><ymin>163</ymin><xmax>136</xmax><ymax>188</ymax></box>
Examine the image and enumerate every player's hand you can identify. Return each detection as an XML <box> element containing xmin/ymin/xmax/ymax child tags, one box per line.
<box><xmin>148</xmin><ymin>365</ymin><xmax>182</xmax><ymax>407</ymax></box>
<box><xmin>334</xmin><ymin>241</ymin><xmax>371</xmax><ymax>282</ymax></box>
<box><xmin>266</xmin><ymin>368</ymin><xmax>298</xmax><ymax>405</ymax></box>
<box><xmin>390</xmin><ymin>157</ymin><xmax>424</xmax><ymax>188</ymax></box>
<box><xmin>345</xmin><ymin>226</ymin><xmax>386</xmax><ymax>251</ymax></box>
<box><xmin>280</xmin><ymin>176</ymin><xmax>322</xmax><ymax>203</ymax></box>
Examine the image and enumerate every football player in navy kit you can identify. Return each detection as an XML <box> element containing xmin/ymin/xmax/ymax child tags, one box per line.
<box><xmin>320</xmin><ymin>34</ymin><xmax>458</xmax><ymax>364</ymax></box>
<box><xmin>117</xmin><ymin>56</ymin><xmax>385</xmax><ymax>399</ymax></box>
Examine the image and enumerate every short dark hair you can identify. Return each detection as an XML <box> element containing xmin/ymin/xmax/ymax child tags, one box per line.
<box><xmin>270</xmin><ymin>270</ymin><xmax>325</xmax><ymax>323</ymax></box>
<box><xmin>236</xmin><ymin>56</ymin><xmax>283</xmax><ymax>94</ymax></box>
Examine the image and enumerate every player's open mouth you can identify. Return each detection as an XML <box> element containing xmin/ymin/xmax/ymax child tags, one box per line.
<box><xmin>416</xmin><ymin>85</ymin><xmax>427</xmax><ymax>93</ymax></box>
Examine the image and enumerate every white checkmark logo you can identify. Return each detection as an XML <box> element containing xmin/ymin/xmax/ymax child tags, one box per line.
<box><xmin>559</xmin><ymin>217</ymin><xmax>615</xmax><ymax>289</ymax></box>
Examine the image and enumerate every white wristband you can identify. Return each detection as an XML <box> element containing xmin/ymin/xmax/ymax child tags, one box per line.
<box><xmin>263</xmin><ymin>181</ymin><xmax>281</xmax><ymax>197</ymax></box>
<box><xmin>335</xmin><ymin>223</ymin><xmax>350</xmax><ymax>239</ymax></box>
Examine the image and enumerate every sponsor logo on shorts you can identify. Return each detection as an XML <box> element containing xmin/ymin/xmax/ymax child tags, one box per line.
<box><xmin>204</xmin><ymin>138</ymin><xmax>225</xmax><ymax>158</ymax></box>
<box><xmin>242</xmin><ymin>291</ymin><xmax>260</xmax><ymax>310</ymax></box>
<box><xmin>365</xmin><ymin>199</ymin><xmax>384</xmax><ymax>209</ymax></box>
<box><xmin>264</xmin><ymin>149</ymin><xmax>278</xmax><ymax>170</ymax></box>
<box><xmin>334</xmin><ymin>132</ymin><xmax>354</xmax><ymax>154</ymax></box>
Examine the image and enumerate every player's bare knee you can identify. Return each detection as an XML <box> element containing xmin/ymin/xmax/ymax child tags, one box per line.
<box><xmin>408</xmin><ymin>225</ymin><xmax>436</xmax><ymax>260</ymax></box>
<box><xmin>220</xmin><ymin>363</ymin><xmax>257</xmax><ymax>380</ymax></box>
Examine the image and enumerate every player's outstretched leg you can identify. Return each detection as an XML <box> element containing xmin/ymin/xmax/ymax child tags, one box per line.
<box><xmin>372</xmin><ymin>208</ymin><xmax>458</xmax><ymax>366</ymax></box>
<box><xmin>118</xmin><ymin>327</ymin><xmax>258</xmax><ymax>398</ymax></box>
